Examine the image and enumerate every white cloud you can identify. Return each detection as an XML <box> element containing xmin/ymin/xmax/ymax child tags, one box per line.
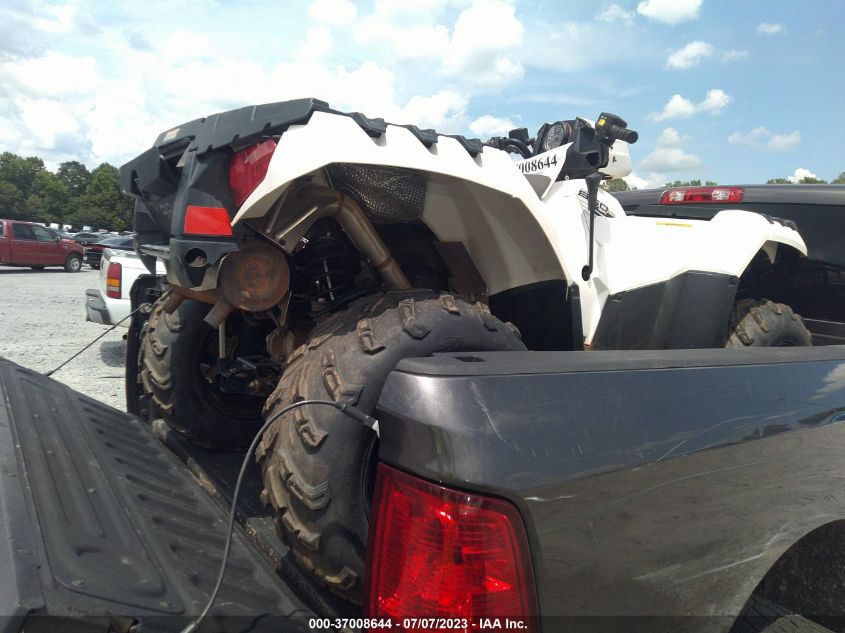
<box><xmin>469</xmin><ymin>114</ymin><xmax>515</xmax><ymax>137</ymax></box>
<box><xmin>728</xmin><ymin>127</ymin><xmax>800</xmax><ymax>151</ymax></box>
<box><xmin>0</xmin><ymin>52</ymin><xmax>99</xmax><ymax>97</ymax></box>
<box><xmin>636</xmin><ymin>0</ymin><xmax>702</xmax><ymax>24</ymax></box>
<box><xmin>698</xmin><ymin>88</ymin><xmax>732</xmax><ymax>113</ymax></box>
<box><xmin>722</xmin><ymin>49</ymin><xmax>749</xmax><ymax>62</ymax></box>
<box><xmin>651</xmin><ymin>94</ymin><xmax>696</xmax><ymax>120</ymax></box>
<box><xmin>756</xmin><ymin>22</ymin><xmax>784</xmax><ymax>35</ymax></box>
<box><xmin>639</xmin><ymin>147</ymin><xmax>702</xmax><ymax>172</ymax></box>
<box><xmin>768</xmin><ymin>131</ymin><xmax>801</xmax><ymax>151</ymax></box>
<box><xmin>15</xmin><ymin>96</ymin><xmax>80</xmax><ymax>148</ymax></box>
<box><xmin>400</xmin><ymin>90</ymin><xmax>468</xmax><ymax>132</ymax></box>
<box><xmin>788</xmin><ymin>168</ymin><xmax>818</xmax><ymax>183</ymax></box>
<box><xmin>354</xmin><ymin>0</ymin><xmax>524</xmax><ymax>88</ymax></box>
<box><xmin>728</xmin><ymin>127</ymin><xmax>768</xmax><ymax>146</ymax></box>
<box><xmin>651</xmin><ymin>89</ymin><xmax>732</xmax><ymax>120</ymax></box>
<box><xmin>160</xmin><ymin>31</ymin><xmax>215</xmax><ymax>59</ymax></box>
<box><xmin>666</xmin><ymin>40</ymin><xmax>713</xmax><ymax>69</ymax></box>
<box><xmin>445</xmin><ymin>0</ymin><xmax>525</xmax><ymax>85</ymax></box>
<box><xmin>623</xmin><ymin>173</ymin><xmax>650</xmax><ymax>189</ymax></box>
<box><xmin>596</xmin><ymin>4</ymin><xmax>635</xmax><ymax>26</ymax></box>
<box><xmin>355</xmin><ymin>18</ymin><xmax>450</xmax><ymax>60</ymax></box>
<box><xmin>656</xmin><ymin>127</ymin><xmax>685</xmax><ymax>147</ymax></box>
<box><xmin>32</xmin><ymin>3</ymin><xmax>76</xmax><ymax>33</ymax></box>
<box><xmin>637</xmin><ymin>126</ymin><xmax>703</xmax><ymax>173</ymax></box>
<box><xmin>299</xmin><ymin>26</ymin><xmax>333</xmax><ymax>60</ymax></box>
<box><xmin>308</xmin><ymin>0</ymin><xmax>357</xmax><ymax>26</ymax></box>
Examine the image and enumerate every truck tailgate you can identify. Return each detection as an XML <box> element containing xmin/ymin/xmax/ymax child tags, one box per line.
<box><xmin>376</xmin><ymin>347</ymin><xmax>845</xmax><ymax>630</ymax></box>
<box><xmin>0</xmin><ymin>358</ymin><xmax>312</xmax><ymax>632</ymax></box>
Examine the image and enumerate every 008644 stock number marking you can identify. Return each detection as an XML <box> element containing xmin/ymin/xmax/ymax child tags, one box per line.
<box><xmin>518</xmin><ymin>155</ymin><xmax>558</xmax><ymax>174</ymax></box>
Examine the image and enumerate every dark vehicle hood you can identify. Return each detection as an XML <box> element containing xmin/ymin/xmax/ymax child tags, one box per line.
<box><xmin>376</xmin><ymin>348</ymin><xmax>845</xmax><ymax>627</ymax></box>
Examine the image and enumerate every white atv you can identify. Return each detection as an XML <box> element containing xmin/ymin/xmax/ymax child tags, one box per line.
<box><xmin>121</xmin><ymin>99</ymin><xmax>811</xmax><ymax>603</ymax></box>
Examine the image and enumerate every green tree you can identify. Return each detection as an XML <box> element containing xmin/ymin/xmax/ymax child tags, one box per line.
<box><xmin>26</xmin><ymin>171</ymin><xmax>70</xmax><ymax>223</ymax></box>
<box><xmin>0</xmin><ymin>152</ymin><xmax>45</xmax><ymax>199</ymax></box>
<box><xmin>664</xmin><ymin>179</ymin><xmax>717</xmax><ymax>187</ymax></box>
<box><xmin>767</xmin><ymin>176</ymin><xmax>830</xmax><ymax>184</ymax></box>
<box><xmin>832</xmin><ymin>172</ymin><xmax>845</xmax><ymax>184</ymax></box>
<box><xmin>74</xmin><ymin>163</ymin><xmax>127</xmax><ymax>230</ymax></box>
<box><xmin>0</xmin><ymin>182</ymin><xmax>28</xmax><ymax>219</ymax></box>
<box><xmin>601</xmin><ymin>178</ymin><xmax>631</xmax><ymax>192</ymax></box>
<box><xmin>56</xmin><ymin>161</ymin><xmax>91</xmax><ymax>198</ymax></box>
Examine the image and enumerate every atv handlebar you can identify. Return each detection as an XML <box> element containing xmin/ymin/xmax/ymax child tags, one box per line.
<box><xmin>595</xmin><ymin>113</ymin><xmax>638</xmax><ymax>145</ymax></box>
<box><xmin>604</xmin><ymin>124</ymin><xmax>638</xmax><ymax>144</ymax></box>
<box><xmin>484</xmin><ymin>111</ymin><xmax>638</xmax><ymax>160</ymax></box>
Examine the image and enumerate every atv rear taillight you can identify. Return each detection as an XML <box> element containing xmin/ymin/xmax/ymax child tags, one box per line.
<box><xmin>106</xmin><ymin>261</ymin><xmax>122</xmax><ymax>299</ymax></box>
<box><xmin>229</xmin><ymin>139</ymin><xmax>277</xmax><ymax>207</ymax></box>
<box><xmin>365</xmin><ymin>464</ymin><xmax>537</xmax><ymax>631</ymax></box>
<box><xmin>659</xmin><ymin>186</ymin><xmax>744</xmax><ymax>204</ymax></box>
<box><xmin>184</xmin><ymin>205</ymin><xmax>233</xmax><ymax>236</ymax></box>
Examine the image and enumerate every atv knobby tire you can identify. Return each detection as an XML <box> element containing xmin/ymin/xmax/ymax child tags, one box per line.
<box><xmin>726</xmin><ymin>299</ymin><xmax>812</xmax><ymax>348</ymax></box>
<box><xmin>257</xmin><ymin>290</ymin><xmax>525</xmax><ymax>602</ymax></box>
<box><xmin>138</xmin><ymin>296</ymin><xmax>264</xmax><ymax>449</ymax></box>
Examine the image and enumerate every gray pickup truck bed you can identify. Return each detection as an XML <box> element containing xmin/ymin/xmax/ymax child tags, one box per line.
<box><xmin>0</xmin><ymin>358</ymin><xmax>319</xmax><ymax>633</ymax></box>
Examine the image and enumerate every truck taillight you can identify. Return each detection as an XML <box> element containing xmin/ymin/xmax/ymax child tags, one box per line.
<box><xmin>106</xmin><ymin>262</ymin><xmax>121</xmax><ymax>299</ymax></box>
<box><xmin>659</xmin><ymin>186</ymin><xmax>744</xmax><ymax>204</ymax></box>
<box><xmin>229</xmin><ymin>139</ymin><xmax>277</xmax><ymax>207</ymax></box>
<box><xmin>365</xmin><ymin>464</ymin><xmax>537</xmax><ymax>631</ymax></box>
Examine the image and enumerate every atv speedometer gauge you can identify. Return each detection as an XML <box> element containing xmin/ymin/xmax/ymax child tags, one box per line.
<box><xmin>539</xmin><ymin>121</ymin><xmax>571</xmax><ymax>153</ymax></box>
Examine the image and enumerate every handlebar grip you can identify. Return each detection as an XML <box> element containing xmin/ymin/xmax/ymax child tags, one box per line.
<box><xmin>609</xmin><ymin>125</ymin><xmax>638</xmax><ymax>144</ymax></box>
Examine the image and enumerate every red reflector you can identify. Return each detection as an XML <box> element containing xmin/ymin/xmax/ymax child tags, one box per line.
<box><xmin>183</xmin><ymin>206</ymin><xmax>233</xmax><ymax>236</ymax></box>
<box><xmin>229</xmin><ymin>139</ymin><xmax>277</xmax><ymax>207</ymax></box>
<box><xmin>106</xmin><ymin>261</ymin><xmax>122</xmax><ymax>299</ymax></box>
<box><xmin>659</xmin><ymin>186</ymin><xmax>744</xmax><ymax>205</ymax></box>
<box><xmin>365</xmin><ymin>464</ymin><xmax>537</xmax><ymax>631</ymax></box>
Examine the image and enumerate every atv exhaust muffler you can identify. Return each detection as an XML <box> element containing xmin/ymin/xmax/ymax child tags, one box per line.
<box><xmin>165</xmin><ymin>239</ymin><xmax>291</xmax><ymax>328</ymax></box>
<box><xmin>166</xmin><ymin>185</ymin><xmax>409</xmax><ymax>328</ymax></box>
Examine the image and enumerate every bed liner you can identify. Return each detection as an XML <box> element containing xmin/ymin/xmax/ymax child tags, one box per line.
<box><xmin>0</xmin><ymin>358</ymin><xmax>329</xmax><ymax>633</ymax></box>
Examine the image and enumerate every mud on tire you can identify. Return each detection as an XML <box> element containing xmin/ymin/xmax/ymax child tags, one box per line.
<box><xmin>257</xmin><ymin>290</ymin><xmax>525</xmax><ymax>603</ymax></box>
<box><xmin>138</xmin><ymin>296</ymin><xmax>265</xmax><ymax>449</ymax></box>
<box><xmin>726</xmin><ymin>299</ymin><xmax>812</xmax><ymax>348</ymax></box>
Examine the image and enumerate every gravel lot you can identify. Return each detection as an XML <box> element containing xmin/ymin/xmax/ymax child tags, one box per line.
<box><xmin>0</xmin><ymin>265</ymin><xmax>127</xmax><ymax>410</ymax></box>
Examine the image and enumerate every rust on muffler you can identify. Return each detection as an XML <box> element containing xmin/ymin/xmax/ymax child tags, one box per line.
<box><xmin>162</xmin><ymin>239</ymin><xmax>290</xmax><ymax>327</ymax></box>
<box><xmin>217</xmin><ymin>239</ymin><xmax>290</xmax><ymax>312</ymax></box>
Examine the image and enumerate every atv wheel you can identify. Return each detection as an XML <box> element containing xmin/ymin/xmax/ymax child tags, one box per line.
<box><xmin>64</xmin><ymin>253</ymin><xmax>82</xmax><ymax>273</ymax></box>
<box><xmin>257</xmin><ymin>290</ymin><xmax>525</xmax><ymax>603</ymax></box>
<box><xmin>138</xmin><ymin>296</ymin><xmax>266</xmax><ymax>449</ymax></box>
<box><xmin>726</xmin><ymin>299</ymin><xmax>812</xmax><ymax>348</ymax></box>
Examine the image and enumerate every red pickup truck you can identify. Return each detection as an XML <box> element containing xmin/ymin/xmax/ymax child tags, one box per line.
<box><xmin>0</xmin><ymin>219</ymin><xmax>85</xmax><ymax>272</ymax></box>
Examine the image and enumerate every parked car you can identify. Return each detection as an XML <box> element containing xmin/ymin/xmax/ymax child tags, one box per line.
<box><xmin>85</xmin><ymin>244</ymin><xmax>164</xmax><ymax>326</ymax></box>
<box><xmin>72</xmin><ymin>231</ymin><xmax>107</xmax><ymax>245</ymax></box>
<box><xmin>85</xmin><ymin>235</ymin><xmax>134</xmax><ymax>269</ymax></box>
<box><xmin>0</xmin><ymin>219</ymin><xmax>85</xmax><ymax>271</ymax></box>
<box><xmin>613</xmin><ymin>184</ymin><xmax>845</xmax><ymax>344</ymax></box>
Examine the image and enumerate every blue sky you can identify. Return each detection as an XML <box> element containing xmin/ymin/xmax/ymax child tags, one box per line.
<box><xmin>0</xmin><ymin>0</ymin><xmax>842</xmax><ymax>187</ymax></box>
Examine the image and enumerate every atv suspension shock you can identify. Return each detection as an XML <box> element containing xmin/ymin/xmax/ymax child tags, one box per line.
<box><xmin>296</xmin><ymin>219</ymin><xmax>372</xmax><ymax>314</ymax></box>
